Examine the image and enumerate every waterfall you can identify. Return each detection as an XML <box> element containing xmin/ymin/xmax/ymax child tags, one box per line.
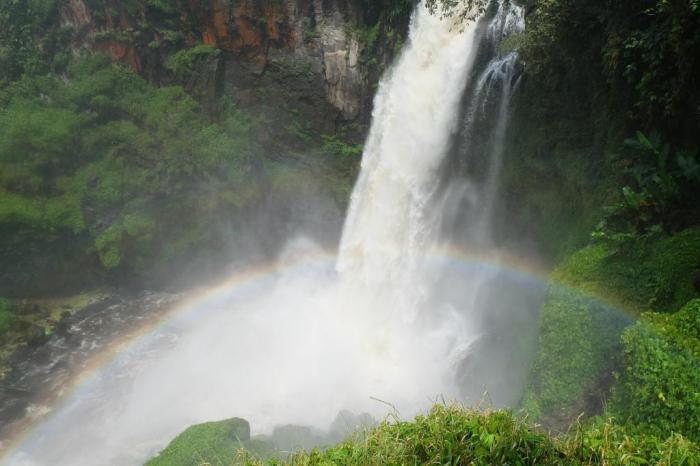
<box><xmin>3</xmin><ymin>3</ymin><xmax>534</xmax><ymax>466</ymax></box>
<box><xmin>450</xmin><ymin>0</ymin><xmax>524</xmax><ymax>246</ymax></box>
<box><xmin>336</xmin><ymin>1</ymin><xmax>527</xmax><ymax>380</ymax></box>
<box><xmin>435</xmin><ymin>2</ymin><xmax>536</xmax><ymax>407</ymax></box>
<box><xmin>339</xmin><ymin>1</ymin><xmax>524</xmax><ymax>288</ymax></box>
<box><xmin>337</xmin><ymin>6</ymin><xmax>480</xmax><ymax>294</ymax></box>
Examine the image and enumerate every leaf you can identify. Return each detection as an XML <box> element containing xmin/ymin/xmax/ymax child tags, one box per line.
<box><xmin>677</xmin><ymin>151</ymin><xmax>700</xmax><ymax>180</ymax></box>
<box><xmin>636</xmin><ymin>131</ymin><xmax>654</xmax><ymax>151</ymax></box>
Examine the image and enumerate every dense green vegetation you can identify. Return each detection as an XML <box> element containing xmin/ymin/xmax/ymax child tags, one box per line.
<box><xmin>0</xmin><ymin>0</ymin><xmax>61</xmax><ymax>84</ymax></box>
<box><xmin>614</xmin><ymin>299</ymin><xmax>700</xmax><ymax>443</ymax></box>
<box><xmin>508</xmin><ymin>0</ymin><xmax>700</xmax><ymax>446</ymax></box>
<box><xmin>0</xmin><ymin>53</ymin><xmax>264</xmax><ymax>292</ymax></box>
<box><xmin>523</xmin><ymin>229</ymin><xmax>700</xmax><ymax>429</ymax></box>
<box><xmin>152</xmin><ymin>405</ymin><xmax>700</xmax><ymax>465</ymax></box>
<box><xmin>166</xmin><ymin>44</ymin><xmax>218</xmax><ymax>79</ymax></box>
<box><xmin>498</xmin><ymin>0</ymin><xmax>700</xmax><ymax>258</ymax></box>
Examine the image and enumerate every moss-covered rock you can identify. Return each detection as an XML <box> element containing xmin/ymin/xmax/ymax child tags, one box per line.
<box><xmin>146</xmin><ymin>418</ymin><xmax>277</xmax><ymax>466</ymax></box>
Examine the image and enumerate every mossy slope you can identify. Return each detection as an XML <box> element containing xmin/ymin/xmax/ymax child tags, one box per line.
<box><xmin>524</xmin><ymin>228</ymin><xmax>700</xmax><ymax>430</ymax></box>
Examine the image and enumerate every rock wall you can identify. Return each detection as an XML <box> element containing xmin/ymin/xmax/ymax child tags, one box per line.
<box><xmin>57</xmin><ymin>0</ymin><xmax>391</xmax><ymax>121</ymax></box>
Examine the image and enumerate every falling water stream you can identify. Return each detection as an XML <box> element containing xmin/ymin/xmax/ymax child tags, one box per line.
<box><xmin>2</xmin><ymin>3</ymin><xmax>541</xmax><ymax>465</ymax></box>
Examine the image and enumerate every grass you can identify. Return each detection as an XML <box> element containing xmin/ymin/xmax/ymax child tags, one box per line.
<box><xmin>152</xmin><ymin>405</ymin><xmax>700</xmax><ymax>465</ymax></box>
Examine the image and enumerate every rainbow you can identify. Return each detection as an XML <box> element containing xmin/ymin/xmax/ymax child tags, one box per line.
<box><xmin>0</xmin><ymin>245</ymin><xmax>636</xmax><ymax>461</ymax></box>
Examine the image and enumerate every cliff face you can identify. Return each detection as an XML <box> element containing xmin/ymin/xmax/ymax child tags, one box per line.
<box><xmin>58</xmin><ymin>0</ymin><xmax>387</xmax><ymax>121</ymax></box>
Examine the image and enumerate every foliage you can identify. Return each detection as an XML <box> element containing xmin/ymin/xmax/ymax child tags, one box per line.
<box><xmin>0</xmin><ymin>0</ymin><xmax>60</xmax><ymax>84</ymax></box>
<box><xmin>495</xmin><ymin>0</ymin><xmax>625</xmax><ymax>259</ymax></box>
<box><xmin>301</xmin><ymin>18</ymin><xmax>320</xmax><ymax>43</ymax></box>
<box><xmin>0</xmin><ymin>54</ymin><xmax>258</xmax><ymax>287</ymax></box>
<box><xmin>321</xmin><ymin>135</ymin><xmax>363</xmax><ymax>176</ymax></box>
<box><xmin>321</xmin><ymin>137</ymin><xmax>363</xmax><ymax>159</ymax></box>
<box><xmin>379</xmin><ymin>0</ymin><xmax>414</xmax><ymax>26</ymax></box>
<box><xmin>593</xmin><ymin>132</ymin><xmax>700</xmax><ymax>246</ymax></box>
<box><xmin>166</xmin><ymin>44</ymin><xmax>218</xmax><ymax>79</ymax></box>
<box><xmin>562</xmin><ymin>417</ymin><xmax>699</xmax><ymax>466</ymax></box>
<box><xmin>518</xmin><ymin>0</ymin><xmax>700</xmax><ymax>138</ymax></box>
<box><xmin>145</xmin><ymin>0</ymin><xmax>176</xmax><ymax>15</ymax></box>
<box><xmin>602</xmin><ymin>0</ymin><xmax>700</xmax><ymax>135</ymax></box>
<box><xmin>496</xmin><ymin>0</ymin><xmax>700</xmax><ymax>260</ymax></box>
<box><xmin>612</xmin><ymin>299</ymin><xmax>700</xmax><ymax>443</ymax></box>
<box><xmin>424</xmin><ymin>0</ymin><xmax>489</xmax><ymax>23</ymax></box>
<box><xmin>351</xmin><ymin>0</ymin><xmax>412</xmax><ymax>71</ymax></box>
<box><xmin>357</xmin><ymin>0</ymin><xmax>414</xmax><ymax>28</ymax></box>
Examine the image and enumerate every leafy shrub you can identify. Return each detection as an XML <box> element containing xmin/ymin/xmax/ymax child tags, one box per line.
<box><xmin>563</xmin><ymin>417</ymin><xmax>699</xmax><ymax>466</ymax></box>
<box><xmin>0</xmin><ymin>0</ymin><xmax>59</xmax><ymax>82</ymax></box>
<box><xmin>517</xmin><ymin>0</ymin><xmax>700</xmax><ymax>139</ymax></box>
<box><xmin>602</xmin><ymin>0</ymin><xmax>700</xmax><ymax>132</ymax></box>
<box><xmin>612</xmin><ymin>299</ymin><xmax>700</xmax><ymax>443</ymax></box>
<box><xmin>321</xmin><ymin>136</ymin><xmax>363</xmax><ymax>160</ymax></box>
<box><xmin>593</xmin><ymin>132</ymin><xmax>700</xmax><ymax>246</ymax></box>
<box><xmin>166</xmin><ymin>44</ymin><xmax>218</xmax><ymax>79</ymax></box>
<box><xmin>145</xmin><ymin>0</ymin><xmax>175</xmax><ymax>14</ymax></box>
<box><xmin>424</xmin><ymin>0</ymin><xmax>488</xmax><ymax>22</ymax></box>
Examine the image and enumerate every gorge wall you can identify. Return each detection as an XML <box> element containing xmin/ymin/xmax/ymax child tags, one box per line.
<box><xmin>58</xmin><ymin>0</ymin><xmax>405</xmax><ymax>122</ymax></box>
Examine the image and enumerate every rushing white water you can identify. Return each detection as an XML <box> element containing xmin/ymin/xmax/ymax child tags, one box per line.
<box><xmin>337</xmin><ymin>7</ymin><xmax>479</xmax><ymax>292</ymax></box>
<box><xmin>3</xmin><ymin>3</ymin><xmax>536</xmax><ymax>466</ymax></box>
<box><xmin>452</xmin><ymin>0</ymin><xmax>524</xmax><ymax>246</ymax></box>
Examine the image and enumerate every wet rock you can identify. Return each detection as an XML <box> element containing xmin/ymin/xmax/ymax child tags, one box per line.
<box><xmin>271</xmin><ymin>424</ymin><xmax>323</xmax><ymax>451</ymax></box>
<box><xmin>26</xmin><ymin>326</ymin><xmax>49</xmax><ymax>349</ymax></box>
<box><xmin>55</xmin><ymin>311</ymin><xmax>73</xmax><ymax>335</ymax></box>
<box><xmin>56</xmin><ymin>0</ymin><xmax>389</xmax><ymax>121</ymax></box>
<box><xmin>328</xmin><ymin>410</ymin><xmax>376</xmax><ymax>440</ymax></box>
<box><xmin>227</xmin><ymin>417</ymin><xmax>251</xmax><ymax>442</ymax></box>
<box><xmin>0</xmin><ymin>291</ymin><xmax>181</xmax><ymax>441</ymax></box>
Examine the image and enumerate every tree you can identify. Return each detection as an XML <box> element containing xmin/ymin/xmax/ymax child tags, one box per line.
<box><xmin>424</xmin><ymin>0</ymin><xmax>490</xmax><ymax>22</ymax></box>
